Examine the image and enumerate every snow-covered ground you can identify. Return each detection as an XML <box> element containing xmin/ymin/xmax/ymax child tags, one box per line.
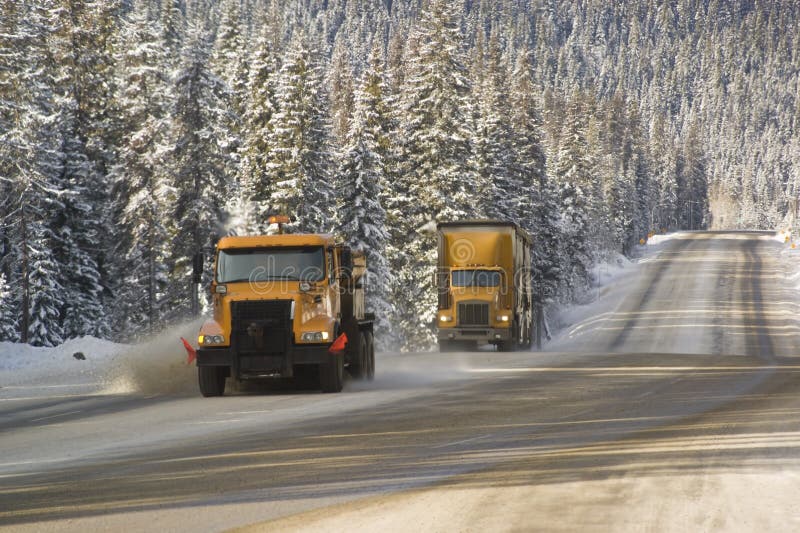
<box><xmin>0</xmin><ymin>319</ymin><xmax>203</xmax><ymax>397</ymax></box>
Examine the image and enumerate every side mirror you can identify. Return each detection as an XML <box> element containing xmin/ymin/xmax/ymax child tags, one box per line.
<box><xmin>340</xmin><ymin>247</ymin><xmax>353</xmax><ymax>278</ymax></box>
<box><xmin>192</xmin><ymin>252</ymin><xmax>204</xmax><ymax>284</ymax></box>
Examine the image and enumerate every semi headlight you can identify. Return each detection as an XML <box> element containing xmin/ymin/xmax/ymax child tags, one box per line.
<box><xmin>497</xmin><ymin>315</ymin><xmax>510</xmax><ymax>322</ymax></box>
<box><xmin>439</xmin><ymin>315</ymin><xmax>453</xmax><ymax>322</ymax></box>
<box><xmin>199</xmin><ymin>334</ymin><xmax>225</xmax><ymax>345</ymax></box>
<box><xmin>301</xmin><ymin>331</ymin><xmax>330</xmax><ymax>342</ymax></box>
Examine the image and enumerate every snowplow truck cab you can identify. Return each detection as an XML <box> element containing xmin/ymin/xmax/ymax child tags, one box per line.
<box><xmin>196</xmin><ymin>230</ymin><xmax>375</xmax><ymax>396</ymax></box>
<box><xmin>436</xmin><ymin>221</ymin><xmax>534</xmax><ymax>352</ymax></box>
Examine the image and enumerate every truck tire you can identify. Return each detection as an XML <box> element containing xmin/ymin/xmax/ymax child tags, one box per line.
<box><xmin>364</xmin><ymin>330</ymin><xmax>375</xmax><ymax>380</ymax></box>
<box><xmin>497</xmin><ymin>341</ymin><xmax>514</xmax><ymax>352</ymax></box>
<box><xmin>498</xmin><ymin>322</ymin><xmax>519</xmax><ymax>352</ymax></box>
<box><xmin>350</xmin><ymin>332</ymin><xmax>368</xmax><ymax>379</ymax></box>
<box><xmin>198</xmin><ymin>366</ymin><xmax>226</xmax><ymax>397</ymax></box>
<box><xmin>320</xmin><ymin>353</ymin><xmax>344</xmax><ymax>393</ymax></box>
<box><xmin>526</xmin><ymin>318</ymin><xmax>534</xmax><ymax>348</ymax></box>
<box><xmin>439</xmin><ymin>340</ymin><xmax>456</xmax><ymax>352</ymax></box>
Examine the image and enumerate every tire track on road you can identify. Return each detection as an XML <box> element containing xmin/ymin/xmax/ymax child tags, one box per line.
<box><xmin>609</xmin><ymin>236</ymin><xmax>696</xmax><ymax>352</ymax></box>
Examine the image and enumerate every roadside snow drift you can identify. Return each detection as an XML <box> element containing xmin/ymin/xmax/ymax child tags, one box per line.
<box><xmin>0</xmin><ymin>319</ymin><xmax>203</xmax><ymax>395</ymax></box>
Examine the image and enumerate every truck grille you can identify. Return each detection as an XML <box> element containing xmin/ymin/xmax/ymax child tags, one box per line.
<box><xmin>231</xmin><ymin>300</ymin><xmax>292</xmax><ymax>354</ymax></box>
<box><xmin>458</xmin><ymin>302</ymin><xmax>489</xmax><ymax>326</ymax></box>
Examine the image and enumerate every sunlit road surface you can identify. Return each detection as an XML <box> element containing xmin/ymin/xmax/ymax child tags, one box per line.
<box><xmin>3</xmin><ymin>231</ymin><xmax>800</xmax><ymax>532</ymax></box>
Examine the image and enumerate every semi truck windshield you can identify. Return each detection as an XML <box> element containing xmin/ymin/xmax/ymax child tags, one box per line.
<box><xmin>217</xmin><ymin>247</ymin><xmax>325</xmax><ymax>283</ymax></box>
<box><xmin>451</xmin><ymin>269</ymin><xmax>501</xmax><ymax>287</ymax></box>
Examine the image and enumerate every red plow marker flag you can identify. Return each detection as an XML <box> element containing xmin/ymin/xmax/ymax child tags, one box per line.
<box><xmin>328</xmin><ymin>333</ymin><xmax>348</xmax><ymax>354</ymax></box>
<box><xmin>181</xmin><ymin>337</ymin><xmax>197</xmax><ymax>365</ymax></box>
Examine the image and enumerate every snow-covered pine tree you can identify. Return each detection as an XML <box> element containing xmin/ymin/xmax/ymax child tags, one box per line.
<box><xmin>48</xmin><ymin>0</ymin><xmax>111</xmax><ymax>339</ymax></box>
<box><xmin>210</xmin><ymin>0</ymin><xmax>249</xmax><ymax>118</ymax></box>
<box><xmin>335</xmin><ymin>45</ymin><xmax>393</xmax><ymax>345</ymax></box>
<box><xmin>0</xmin><ymin>0</ymin><xmax>24</xmax><ymax>338</ymax></box>
<box><xmin>109</xmin><ymin>2</ymin><xmax>175</xmax><ymax>338</ymax></box>
<box><xmin>1</xmin><ymin>1</ymin><xmax>70</xmax><ymax>346</ymax></box>
<box><xmin>509</xmin><ymin>47</ymin><xmax>561</xmax><ymax>307</ymax></box>
<box><xmin>391</xmin><ymin>0</ymin><xmax>476</xmax><ymax>349</ymax></box>
<box><xmin>239</xmin><ymin>17</ymin><xmax>279</xmax><ymax>234</ymax></box>
<box><xmin>649</xmin><ymin>113</ymin><xmax>679</xmax><ymax>231</ymax></box>
<box><xmin>27</xmin><ymin>228</ymin><xmax>66</xmax><ymax>347</ymax></box>
<box><xmin>0</xmin><ymin>273</ymin><xmax>16</xmax><ymax>342</ymax></box>
<box><xmin>551</xmin><ymin>93</ymin><xmax>595</xmax><ymax>294</ymax></box>
<box><xmin>679</xmin><ymin>122</ymin><xmax>708</xmax><ymax>230</ymax></box>
<box><xmin>266</xmin><ymin>32</ymin><xmax>333</xmax><ymax>233</ymax></box>
<box><xmin>327</xmin><ymin>36</ymin><xmax>355</xmax><ymax>149</ymax></box>
<box><xmin>160</xmin><ymin>0</ymin><xmax>185</xmax><ymax>69</ymax></box>
<box><xmin>473</xmin><ymin>29</ymin><xmax>517</xmax><ymax>222</ymax></box>
<box><xmin>168</xmin><ymin>24</ymin><xmax>239</xmax><ymax>317</ymax></box>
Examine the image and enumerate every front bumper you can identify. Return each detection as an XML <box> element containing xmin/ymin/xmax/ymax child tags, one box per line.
<box><xmin>437</xmin><ymin>327</ymin><xmax>511</xmax><ymax>344</ymax></box>
<box><xmin>197</xmin><ymin>344</ymin><xmax>332</xmax><ymax>379</ymax></box>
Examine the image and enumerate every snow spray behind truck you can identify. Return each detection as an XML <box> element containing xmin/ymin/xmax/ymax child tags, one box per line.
<box><xmin>195</xmin><ymin>216</ymin><xmax>375</xmax><ymax>395</ymax></box>
<box><xmin>436</xmin><ymin>221</ymin><xmax>534</xmax><ymax>351</ymax></box>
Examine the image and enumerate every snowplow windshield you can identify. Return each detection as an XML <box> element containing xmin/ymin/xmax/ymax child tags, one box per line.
<box><xmin>216</xmin><ymin>246</ymin><xmax>325</xmax><ymax>283</ymax></box>
<box><xmin>451</xmin><ymin>269</ymin><xmax>501</xmax><ymax>287</ymax></box>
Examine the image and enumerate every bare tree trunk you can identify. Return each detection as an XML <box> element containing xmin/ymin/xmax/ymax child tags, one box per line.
<box><xmin>20</xmin><ymin>207</ymin><xmax>29</xmax><ymax>344</ymax></box>
<box><xmin>148</xmin><ymin>223</ymin><xmax>154</xmax><ymax>336</ymax></box>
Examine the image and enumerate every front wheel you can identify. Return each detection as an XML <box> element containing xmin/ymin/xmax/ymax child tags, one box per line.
<box><xmin>438</xmin><ymin>340</ymin><xmax>457</xmax><ymax>352</ymax></box>
<box><xmin>198</xmin><ymin>366</ymin><xmax>226</xmax><ymax>397</ymax></box>
<box><xmin>497</xmin><ymin>323</ymin><xmax>519</xmax><ymax>352</ymax></box>
<box><xmin>320</xmin><ymin>352</ymin><xmax>344</xmax><ymax>393</ymax></box>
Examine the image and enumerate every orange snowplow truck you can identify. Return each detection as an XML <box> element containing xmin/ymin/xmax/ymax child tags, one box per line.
<box><xmin>436</xmin><ymin>221</ymin><xmax>534</xmax><ymax>352</ymax></box>
<box><xmin>195</xmin><ymin>216</ymin><xmax>375</xmax><ymax>396</ymax></box>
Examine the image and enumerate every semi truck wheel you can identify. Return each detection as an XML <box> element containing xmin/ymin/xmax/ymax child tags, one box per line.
<box><xmin>364</xmin><ymin>331</ymin><xmax>375</xmax><ymax>380</ymax></box>
<box><xmin>439</xmin><ymin>340</ymin><xmax>456</xmax><ymax>352</ymax></box>
<box><xmin>198</xmin><ymin>366</ymin><xmax>226</xmax><ymax>397</ymax></box>
<box><xmin>498</xmin><ymin>322</ymin><xmax>519</xmax><ymax>352</ymax></box>
<box><xmin>320</xmin><ymin>353</ymin><xmax>344</xmax><ymax>393</ymax></box>
<box><xmin>350</xmin><ymin>333</ymin><xmax>368</xmax><ymax>379</ymax></box>
<box><xmin>526</xmin><ymin>318</ymin><xmax>534</xmax><ymax>347</ymax></box>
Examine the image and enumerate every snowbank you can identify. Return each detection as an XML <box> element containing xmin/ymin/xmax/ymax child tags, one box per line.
<box><xmin>0</xmin><ymin>319</ymin><xmax>203</xmax><ymax>395</ymax></box>
<box><xmin>644</xmin><ymin>231</ymin><xmax>683</xmax><ymax>246</ymax></box>
<box><xmin>772</xmin><ymin>229</ymin><xmax>800</xmax><ymax>291</ymax></box>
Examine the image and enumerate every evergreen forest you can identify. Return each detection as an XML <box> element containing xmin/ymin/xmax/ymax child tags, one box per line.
<box><xmin>1</xmin><ymin>0</ymin><xmax>798</xmax><ymax>349</ymax></box>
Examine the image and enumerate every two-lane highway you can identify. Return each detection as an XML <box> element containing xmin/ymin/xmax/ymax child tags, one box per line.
<box><xmin>2</xmin><ymin>232</ymin><xmax>800</xmax><ymax>532</ymax></box>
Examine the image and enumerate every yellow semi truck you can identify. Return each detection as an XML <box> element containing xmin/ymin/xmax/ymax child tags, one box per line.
<box><xmin>436</xmin><ymin>221</ymin><xmax>534</xmax><ymax>351</ymax></box>
<box><xmin>195</xmin><ymin>217</ymin><xmax>375</xmax><ymax>395</ymax></box>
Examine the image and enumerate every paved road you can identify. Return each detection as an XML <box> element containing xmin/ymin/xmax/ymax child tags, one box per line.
<box><xmin>2</xmin><ymin>232</ymin><xmax>800</xmax><ymax>532</ymax></box>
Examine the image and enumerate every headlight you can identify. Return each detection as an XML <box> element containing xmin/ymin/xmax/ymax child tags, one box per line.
<box><xmin>439</xmin><ymin>315</ymin><xmax>453</xmax><ymax>322</ymax></box>
<box><xmin>301</xmin><ymin>331</ymin><xmax>330</xmax><ymax>342</ymax></box>
<box><xmin>497</xmin><ymin>315</ymin><xmax>510</xmax><ymax>322</ymax></box>
<box><xmin>199</xmin><ymin>334</ymin><xmax>225</xmax><ymax>345</ymax></box>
